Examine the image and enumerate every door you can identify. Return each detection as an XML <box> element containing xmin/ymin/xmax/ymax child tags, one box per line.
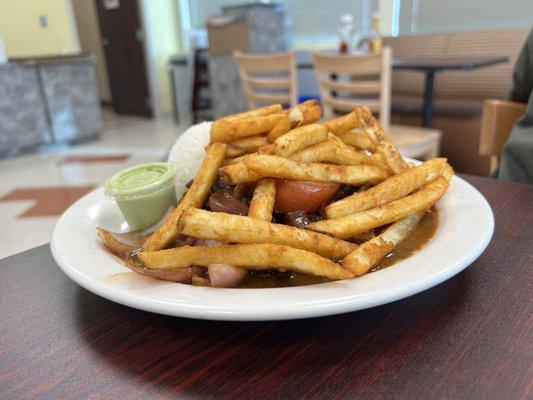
<box><xmin>95</xmin><ymin>0</ymin><xmax>152</xmax><ymax>117</ymax></box>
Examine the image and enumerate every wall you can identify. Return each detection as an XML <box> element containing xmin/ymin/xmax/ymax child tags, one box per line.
<box><xmin>0</xmin><ymin>0</ymin><xmax>79</xmax><ymax>57</ymax></box>
<box><xmin>140</xmin><ymin>0</ymin><xmax>182</xmax><ymax>116</ymax></box>
<box><xmin>70</xmin><ymin>0</ymin><xmax>112</xmax><ymax>102</ymax></box>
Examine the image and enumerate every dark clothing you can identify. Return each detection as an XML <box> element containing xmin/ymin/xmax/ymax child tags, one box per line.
<box><xmin>498</xmin><ymin>28</ymin><xmax>533</xmax><ymax>183</ymax></box>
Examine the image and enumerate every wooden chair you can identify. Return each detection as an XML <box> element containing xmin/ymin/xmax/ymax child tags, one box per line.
<box><xmin>233</xmin><ymin>51</ymin><xmax>298</xmax><ymax>109</ymax></box>
<box><xmin>312</xmin><ymin>48</ymin><xmax>441</xmax><ymax>160</ymax></box>
<box><xmin>312</xmin><ymin>48</ymin><xmax>391</xmax><ymax>128</ymax></box>
<box><xmin>479</xmin><ymin>99</ymin><xmax>526</xmax><ymax>174</ymax></box>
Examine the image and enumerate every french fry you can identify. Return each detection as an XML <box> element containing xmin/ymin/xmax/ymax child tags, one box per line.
<box><xmin>229</xmin><ymin>135</ymin><xmax>268</xmax><ymax>153</ymax></box>
<box><xmin>222</xmin><ymin>157</ymin><xmax>237</xmax><ymax>166</ymax></box>
<box><xmin>266</xmin><ymin>106</ymin><xmax>304</xmax><ymax>143</ymax></box>
<box><xmin>364</xmin><ymin>152</ymin><xmax>387</xmax><ymax>168</ymax></box>
<box><xmin>220</xmin><ymin>104</ymin><xmax>282</xmax><ymax>122</ymax></box>
<box><xmin>289</xmin><ymin>138</ymin><xmax>369</xmax><ymax>166</ymax></box>
<box><xmin>342</xmin><ymin>211</ymin><xmax>424</xmax><ymax>276</ymax></box>
<box><xmin>442</xmin><ymin>163</ymin><xmax>454</xmax><ymax>182</ymax></box>
<box><xmin>218</xmin><ymin>162</ymin><xmax>261</xmax><ymax>185</ymax></box>
<box><xmin>299</xmin><ymin>99</ymin><xmax>322</xmax><ymax>125</ymax></box>
<box><xmin>220</xmin><ymin>165</ymin><xmax>272</xmax><ymax>285</ymax></box>
<box><xmin>332</xmin><ymin>144</ymin><xmax>377</xmax><ymax>166</ymax></box>
<box><xmin>177</xmin><ymin>208</ymin><xmax>357</xmax><ymax>259</ymax></box>
<box><xmin>274</xmin><ymin>124</ymin><xmax>328</xmax><ymax>157</ymax></box>
<box><xmin>351</xmin><ymin>229</ymin><xmax>376</xmax><ymax>243</ymax></box>
<box><xmin>226</xmin><ymin>155</ymin><xmax>246</xmax><ymax>165</ymax></box>
<box><xmin>357</xmin><ymin>107</ymin><xmax>407</xmax><ymax>174</ymax></box>
<box><xmin>242</xmin><ymin>154</ymin><xmax>389</xmax><ymax>186</ymax></box>
<box><xmin>139</xmin><ymin>244</ymin><xmax>353</xmax><ymax>280</ymax></box>
<box><xmin>325</xmin><ymin>158</ymin><xmax>448</xmax><ymax>219</ymax></box>
<box><xmin>248</xmin><ymin>179</ymin><xmax>276</xmax><ymax>222</ymax></box>
<box><xmin>329</xmin><ymin>133</ymin><xmax>385</xmax><ymax>166</ymax></box>
<box><xmin>322</xmin><ymin>110</ymin><xmax>360</xmax><ymax>135</ymax></box>
<box><xmin>326</xmin><ymin>131</ymin><xmax>348</xmax><ymax>145</ymax></box>
<box><xmin>266</xmin><ymin>100</ymin><xmax>322</xmax><ymax>143</ymax></box>
<box><xmin>143</xmin><ymin>143</ymin><xmax>227</xmax><ymax>251</ymax></box>
<box><xmin>336</xmin><ymin>129</ymin><xmax>374</xmax><ymax>150</ymax></box>
<box><xmin>258</xmin><ymin>143</ymin><xmax>276</xmax><ymax>154</ymax></box>
<box><xmin>225</xmin><ymin>144</ymin><xmax>245</xmax><ymax>158</ymax></box>
<box><xmin>306</xmin><ymin>176</ymin><xmax>449</xmax><ymax>239</ymax></box>
<box><xmin>289</xmin><ymin>139</ymin><xmax>338</xmax><ymax>163</ymax></box>
<box><xmin>266</xmin><ymin>117</ymin><xmax>293</xmax><ymax>144</ymax></box>
<box><xmin>210</xmin><ymin>112</ymin><xmax>287</xmax><ymax>143</ymax></box>
<box><xmin>212</xmin><ymin>104</ymin><xmax>283</xmax><ymax>141</ymax></box>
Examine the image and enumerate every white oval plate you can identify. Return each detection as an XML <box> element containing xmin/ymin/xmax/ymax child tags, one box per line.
<box><xmin>51</xmin><ymin>173</ymin><xmax>494</xmax><ymax>321</ymax></box>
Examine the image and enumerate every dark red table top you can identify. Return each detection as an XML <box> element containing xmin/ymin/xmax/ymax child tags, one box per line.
<box><xmin>1</xmin><ymin>175</ymin><xmax>531</xmax><ymax>400</ymax></box>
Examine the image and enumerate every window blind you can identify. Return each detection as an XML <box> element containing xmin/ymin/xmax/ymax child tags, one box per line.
<box><xmin>284</xmin><ymin>0</ymin><xmax>377</xmax><ymax>42</ymax></box>
<box><xmin>186</xmin><ymin>0</ymin><xmax>378</xmax><ymax>45</ymax></box>
<box><xmin>400</xmin><ymin>0</ymin><xmax>533</xmax><ymax>35</ymax></box>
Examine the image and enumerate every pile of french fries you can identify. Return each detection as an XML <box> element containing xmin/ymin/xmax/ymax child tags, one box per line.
<box><xmin>139</xmin><ymin>100</ymin><xmax>453</xmax><ymax>282</ymax></box>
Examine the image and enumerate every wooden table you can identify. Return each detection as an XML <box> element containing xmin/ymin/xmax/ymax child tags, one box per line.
<box><xmin>297</xmin><ymin>54</ymin><xmax>509</xmax><ymax>127</ymax></box>
<box><xmin>393</xmin><ymin>57</ymin><xmax>509</xmax><ymax>127</ymax></box>
<box><xmin>1</xmin><ymin>175</ymin><xmax>531</xmax><ymax>399</ymax></box>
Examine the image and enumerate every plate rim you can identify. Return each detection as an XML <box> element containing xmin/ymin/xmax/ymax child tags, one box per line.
<box><xmin>51</xmin><ymin>174</ymin><xmax>494</xmax><ymax>321</ymax></box>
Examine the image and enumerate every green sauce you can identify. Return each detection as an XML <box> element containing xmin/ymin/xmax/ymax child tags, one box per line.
<box><xmin>105</xmin><ymin>162</ymin><xmax>177</xmax><ymax>230</ymax></box>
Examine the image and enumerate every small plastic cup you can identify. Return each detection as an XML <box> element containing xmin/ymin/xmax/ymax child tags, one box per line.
<box><xmin>105</xmin><ymin>162</ymin><xmax>177</xmax><ymax>231</ymax></box>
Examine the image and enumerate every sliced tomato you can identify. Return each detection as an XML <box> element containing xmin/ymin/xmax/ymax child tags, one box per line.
<box><xmin>275</xmin><ymin>180</ymin><xmax>340</xmax><ymax>214</ymax></box>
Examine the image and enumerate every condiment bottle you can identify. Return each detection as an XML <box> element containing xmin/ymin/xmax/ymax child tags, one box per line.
<box><xmin>369</xmin><ymin>12</ymin><xmax>382</xmax><ymax>53</ymax></box>
<box><xmin>338</xmin><ymin>14</ymin><xmax>355</xmax><ymax>54</ymax></box>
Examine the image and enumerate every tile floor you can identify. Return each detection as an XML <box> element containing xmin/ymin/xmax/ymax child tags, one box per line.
<box><xmin>0</xmin><ymin>110</ymin><xmax>186</xmax><ymax>259</ymax></box>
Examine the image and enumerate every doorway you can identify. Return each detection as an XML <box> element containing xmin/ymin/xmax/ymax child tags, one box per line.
<box><xmin>95</xmin><ymin>0</ymin><xmax>152</xmax><ymax>117</ymax></box>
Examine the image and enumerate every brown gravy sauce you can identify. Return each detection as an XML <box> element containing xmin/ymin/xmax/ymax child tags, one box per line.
<box><xmin>239</xmin><ymin>207</ymin><xmax>439</xmax><ymax>288</ymax></box>
<box><xmin>111</xmin><ymin>208</ymin><xmax>439</xmax><ymax>288</ymax></box>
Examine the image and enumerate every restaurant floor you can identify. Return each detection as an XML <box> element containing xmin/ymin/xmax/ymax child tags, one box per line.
<box><xmin>0</xmin><ymin>109</ymin><xmax>185</xmax><ymax>259</ymax></box>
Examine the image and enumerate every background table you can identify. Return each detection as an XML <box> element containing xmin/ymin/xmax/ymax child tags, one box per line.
<box><xmin>393</xmin><ymin>57</ymin><xmax>509</xmax><ymax>127</ymax></box>
<box><xmin>1</xmin><ymin>175</ymin><xmax>531</xmax><ymax>400</ymax></box>
<box><xmin>297</xmin><ymin>54</ymin><xmax>508</xmax><ymax>128</ymax></box>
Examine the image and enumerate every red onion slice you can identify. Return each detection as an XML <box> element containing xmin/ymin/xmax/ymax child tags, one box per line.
<box><xmin>208</xmin><ymin>264</ymin><xmax>248</xmax><ymax>288</ymax></box>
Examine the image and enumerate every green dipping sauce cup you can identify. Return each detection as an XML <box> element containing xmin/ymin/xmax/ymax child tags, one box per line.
<box><xmin>105</xmin><ymin>162</ymin><xmax>177</xmax><ymax>231</ymax></box>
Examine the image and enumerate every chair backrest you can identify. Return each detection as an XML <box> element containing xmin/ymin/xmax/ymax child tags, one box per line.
<box><xmin>480</xmin><ymin>99</ymin><xmax>526</xmax><ymax>174</ymax></box>
<box><xmin>233</xmin><ymin>51</ymin><xmax>298</xmax><ymax>110</ymax></box>
<box><xmin>311</xmin><ymin>47</ymin><xmax>392</xmax><ymax>129</ymax></box>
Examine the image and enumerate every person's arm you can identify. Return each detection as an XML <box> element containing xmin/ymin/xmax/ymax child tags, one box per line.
<box><xmin>508</xmin><ymin>29</ymin><xmax>533</xmax><ymax>103</ymax></box>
